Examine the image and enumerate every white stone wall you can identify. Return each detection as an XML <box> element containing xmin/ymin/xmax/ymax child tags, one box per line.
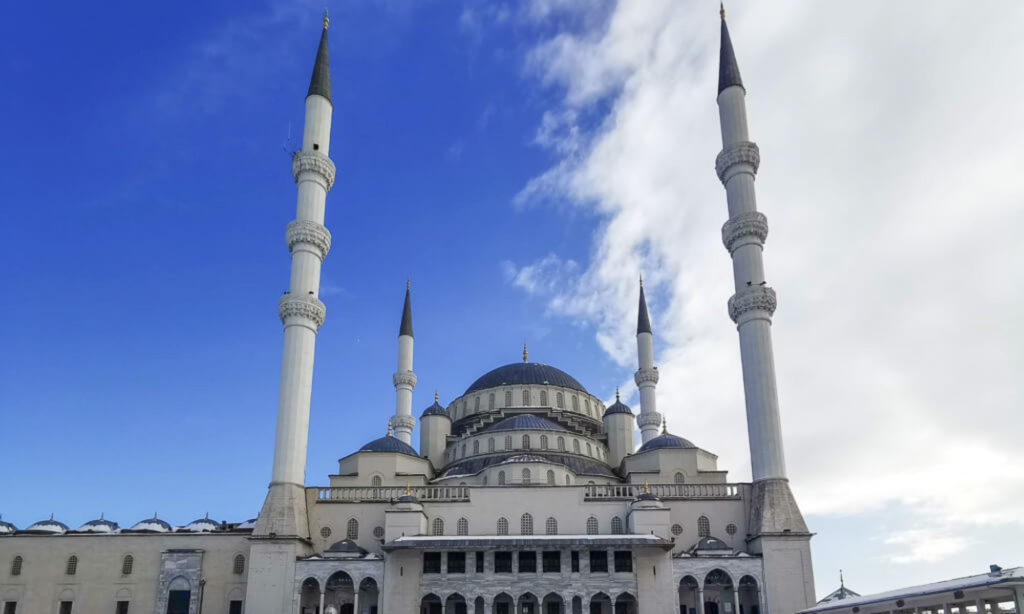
<box><xmin>447</xmin><ymin>385</ymin><xmax>606</xmax><ymax>422</ymax></box>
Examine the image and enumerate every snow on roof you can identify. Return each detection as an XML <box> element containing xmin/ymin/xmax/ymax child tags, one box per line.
<box><xmin>801</xmin><ymin>567</ymin><xmax>1024</xmax><ymax>613</ymax></box>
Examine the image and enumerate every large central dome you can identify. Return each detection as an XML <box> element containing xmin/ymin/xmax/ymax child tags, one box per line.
<box><xmin>464</xmin><ymin>362</ymin><xmax>587</xmax><ymax>395</ymax></box>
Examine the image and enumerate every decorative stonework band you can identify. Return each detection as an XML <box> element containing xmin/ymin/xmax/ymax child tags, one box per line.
<box><xmin>636</xmin><ymin>412</ymin><xmax>663</xmax><ymax>429</ymax></box>
<box><xmin>291</xmin><ymin>151</ymin><xmax>336</xmax><ymax>190</ymax></box>
<box><xmin>634</xmin><ymin>367</ymin><xmax>660</xmax><ymax>387</ymax></box>
<box><xmin>286</xmin><ymin>220</ymin><xmax>332</xmax><ymax>260</ymax></box>
<box><xmin>722</xmin><ymin>211</ymin><xmax>769</xmax><ymax>253</ymax></box>
<box><xmin>393</xmin><ymin>371</ymin><xmax>418</xmax><ymax>389</ymax></box>
<box><xmin>391</xmin><ymin>414</ymin><xmax>416</xmax><ymax>431</ymax></box>
<box><xmin>278</xmin><ymin>294</ymin><xmax>326</xmax><ymax>329</ymax></box>
<box><xmin>728</xmin><ymin>285</ymin><xmax>777</xmax><ymax>323</ymax></box>
<box><xmin>715</xmin><ymin>141</ymin><xmax>760</xmax><ymax>184</ymax></box>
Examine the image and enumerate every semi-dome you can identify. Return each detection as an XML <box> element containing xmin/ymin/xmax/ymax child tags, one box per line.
<box><xmin>129</xmin><ymin>515</ymin><xmax>172</xmax><ymax>533</ymax></box>
<box><xmin>0</xmin><ymin>518</ymin><xmax>17</xmax><ymax>535</ymax></box>
<box><xmin>183</xmin><ymin>515</ymin><xmax>219</xmax><ymax>532</ymax></box>
<box><xmin>465</xmin><ymin>362</ymin><xmax>587</xmax><ymax>395</ymax></box>
<box><xmin>359</xmin><ymin>435</ymin><xmax>420</xmax><ymax>457</ymax></box>
<box><xmin>24</xmin><ymin>516</ymin><xmax>69</xmax><ymax>534</ymax></box>
<box><xmin>78</xmin><ymin>516</ymin><xmax>119</xmax><ymax>533</ymax></box>
<box><xmin>693</xmin><ymin>536</ymin><xmax>732</xmax><ymax>551</ymax></box>
<box><xmin>326</xmin><ymin>539</ymin><xmax>368</xmax><ymax>556</ymax></box>
<box><xmin>482</xmin><ymin>414</ymin><xmax>567</xmax><ymax>433</ymax></box>
<box><xmin>637</xmin><ymin>432</ymin><xmax>696</xmax><ymax>452</ymax></box>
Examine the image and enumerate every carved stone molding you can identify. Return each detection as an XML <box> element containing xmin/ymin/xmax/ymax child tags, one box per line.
<box><xmin>715</xmin><ymin>141</ymin><xmax>760</xmax><ymax>184</ymax></box>
<box><xmin>728</xmin><ymin>285</ymin><xmax>777</xmax><ymax>323</ymax></box>
<box><xmin>391</xmin><ymin>414</ymin><xmax>416</xmax><ymax>431</ymax></box>
<box><xmin>291</xmin><ymin>150</ymin><xmax>336</xmax><ymax>190</ymax></box>
<box><xmin>634</xmin><ymin>367</ymin><xmax>660</xmax><ymax>387</ymax></box>
<box><xmin>722</xmin><ymin>211</ymin><xmax>768</xmax><ymax>253</ymax></box>
<box><xmin>636</xmin><ymin>412</ymin><xmax>663</xmax><ymax>429</ymax></box>
<box><xmin>393</xmin><ymin>371</ymin><xmax>418</xmax><ymax>389</ymax></box>
<box><xmin>278</xmin><ymin>294</ymin><xmax>326</xmax><ymax>329</ymax></box>
<box><xmin>286</xmin><ymin>220</ymin><xmax>332</xmax><ymax>260</ymax></box>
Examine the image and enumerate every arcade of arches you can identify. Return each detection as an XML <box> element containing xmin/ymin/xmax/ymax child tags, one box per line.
<box><xmin>299</xmin><ymin>571</ymin><xmax>380</xmax><ymax>614</ymax></box>
<box><xmin>420</xmin><ymin>591</ymin><xmax>638</xmax><ymax>614</ymax></box>
<box><xmin>678</xmin><ymin>571</ymin><xmax>761</xmax><ymax>614</ymax></box>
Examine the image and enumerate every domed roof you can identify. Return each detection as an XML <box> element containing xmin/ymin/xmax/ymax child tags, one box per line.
<box><xmin>396</xmin><ymin>494</ymin><xmax>420</xmax><ymax>503</ymax></box>
<box><xmin>482</xmin><ymin>414</ymin><xmax>567</xmax><ymax>433</ymax></box>
<box><xmin>129</xmin><ymin>515</ymin><xmax>172</xmax><ymax>533</ymax></box>
<box><xmin>78</xmin><ymin>516</ymin><xmax>119</xmax><ymax>533</ymax></box>
<box><xmin>465</xmin><ymin>362</ymin><xmax>587</xmax><ymax>395</ymax></box>
<box><xmin>693</xmin><ymin>536</ymin><xmax>732</xmax><ymax>551</ymax></box>
<box><xmin>236</xmin><ymin>518</ymin><xmax>257</xmax><ymax>531</ymax></box>
<box><xmin>25</xmin><ymin>516</ymin><xmax>69</xmax><ymax>534</ymax></box>
<box><xmin>0</xmin><ymin>518</ymin><xmax>17</xmax><ymax>535</ymax></box>
<box><xmin>359</xmin><ymin>435</ymin><xmax>420</xmax><ymax>457</ymax></box>
<box><xmin>325</xmin><ymin>539</ymin><xmax>368</xmax><ymax>555</ymax></box>
<box><xmin>420</xmin><ymin>400</ymin><xmax>449</xmax><ymax>418</ymax></box>
<box><xmin>183</xmin><ymin>515</ymin><xmax>219</xmax><ymax>532</ymax></box>
<box><xmin>603</xmin><ymin>393</ymin><xmax>634</xmax><ymax>417</ymax></box>
<box><xmin>637</xmin><ymin>432</ymin><xmax>696</xmax><ymax>452</ymax></box>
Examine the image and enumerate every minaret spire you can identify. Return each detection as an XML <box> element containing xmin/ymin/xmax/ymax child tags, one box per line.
<box><xmin>718</xmin><ymin>6</ymin><xmax>743</xmax><ymax>95</ymax></box>
<box><xmin>634</xmin><ymin>277</ymin><xmax>662</xmax><ymax>443</ymax></box>
<box><xmin>392</xmin><ymin>283</ymin><xmax>417</xmax><ymax>444</ymax></box>
<box><xmin>307</xmin><ymin>12</ymin><xmax>331</xmax><ymax>102</ymax></box>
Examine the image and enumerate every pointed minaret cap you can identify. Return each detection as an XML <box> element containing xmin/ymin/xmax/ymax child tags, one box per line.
<box><xmin>307</xmin><ymin>11</ymin><xmax>331</xmax><ymax>102</ymax></box>
<box><xmin>399</xmin><ymin>282</ymin><xmax>413</xmax><ymax>337</ymax></box>
<box><xmin>718</xmin><ymin>4</ymin><xmax>744</xmax><ymax>94</ymax></box>
<box><xmin>637</xmin><ymin>277</ymin><xmax>652</xmax><ymax>334</ymax></box>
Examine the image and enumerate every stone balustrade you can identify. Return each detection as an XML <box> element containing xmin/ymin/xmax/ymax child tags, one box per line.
<box><xmin>313</xmin><ymin>483</ymin><xmax>741</xmax><ymax>503</ymax></box>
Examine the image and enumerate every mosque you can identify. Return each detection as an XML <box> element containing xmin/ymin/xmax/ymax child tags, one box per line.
<box><xmin>0</xmin><ymin>10</ymin><xmax>817</xmax><ymax>614</ymax></box>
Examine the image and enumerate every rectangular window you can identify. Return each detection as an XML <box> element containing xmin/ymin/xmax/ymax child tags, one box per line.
<box><xmin>229</xmin><ymin>602</ymin><xmax>243</xmax><ymax>614</ymax></box>
<box><xmin>475</xmin><ymin>551</ymin><xmax>484</xmax><ymax>573</ymax></box>
<box><xmin>570</xmin><ymin>551</ymin><xmax>580</xmax><ymax>573</ymax></box>
<box><xmin>447</xmin><ymin>552</ymin><xmax>466</xmax><ymax>574</ymax></box>
<box><xmin>518</xmin><ymin>551</ymin><xmax>537</xmax><ymax>573</ymax></box>
<box><xmin>613</xmin><ymin>551</ymin><xmax>633</xmax><ymax>573</ymax></box>
<box><xmin>542</xmin><ymin>551</ymin><xmax>560</xmax><ymax>573</ymax></box>
<box><xmin>494</xmin><ymin>551</ymin><xmax>512</xmax><ymax>573</ymax></box>
<box><xmin>116</xmin><ymin>602</ymin><xmax>129</xmax><ymax>614</ymax></box>
<box><xmin>59</xmin><ymin>603</ymin><xmax>73</xmax><ymax>614</ymax></box>
<box><xmin>423</xmin><ymin>552</ymin><xmax>442</xmax><ymax>574</ymax></box>
<box><xmin>589</xmin><ymin>550</ymin><xmax>607</xmax><ymax>573</ymax></box>
<box><xmin>4</xmin><ymin>604</ymin><xmax>16</xmax><ymax>614</ymax></box>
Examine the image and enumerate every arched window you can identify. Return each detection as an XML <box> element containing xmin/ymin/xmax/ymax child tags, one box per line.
<box><xmin>698</xmin><ymin>516</ymin><xmax>710</xmax><ymax>538</ymax></box>
<box><xmin>498</xmin><ymin>471</ymin><xmax>506</xmax><ymax>485</ymax></box>
<box><xmin>473</xmin><ymin>440</ymin><xmax>480</xmax><ymax>454</ymax></box>
<box><xmin>461</xmin><ymin>444</ymin><xmax>467</xmax><ymax>458</ymax></box>
<box><xmin>347</xmin><ymin>518</ymin><xmax>359</xmax><ymax>540</ymax></box>
<box><xmin>565</xmin><ymin>475</ymin><xmax>572</xmax><ymax>485</ymax></box>
<box><xmin>371</xmin><ymin>475</ymin><xmax>382</xmax><ymax>487</ymax></box>
<box><xmin>546</xmin><ymin>469</ymin><xmax>555</xmax><ymax>485</ymax></box>
<box><xmin>121</xmin><ymin>554</ymin><xmax>133</xmax><ymax>575</ymax></box>
<box><xmin>66</xmin><ymin>555</ymin><xmax>78</xmax><ymax>575</ymax></box>
<box><xmin>522</xmin><ymin>389</ymin><xmax>530</xmax><ymax>405</ymax></box>
<box><xmin>556</xmin><ymin>392</ymin><xmax>564</xmax><ymax>408</ymax></box>
<box><xmin>572</xmin><ymin>396</ymin><xmax>579</xmax><ymax>411</ymax></box>
<box><xmin>573</xmin><ymin>439</ymin><xmax>581</xmax><ymax>454</ymax></box>
<box><xmin>10</xmin><ymin>556</ymin><xmax>22</xmax><ymax>576</ymax></box>
<box><xmin>474</xmin><ymin>396</ymin><xmax>480</xmax><ymax>411</ymax></box>
<box><xmin>488</xmin><ymin>437</ymin><xmax>495</xmax><ymax>452</ymax></box>
<box><xmin>489</xmin><ymin>393</ymin><xmax>495</xmax><ymax>410</ymax></box>
<box><xmin>457</xmin><ymin>518</ymin><xmax>469</xmax><ymax>536</ymax></box>
<box><xmin>521</xmin><ymin>513</ymin><xmax>533</xmax><ymax>535</ymax></box>
<box><xmin>585</xmin><ymin>399</ymin><xmax>591</xmax><ymax>413</ymax></box>
<box><xmin>557</xmin><ymin>437</ymin><xmax>566</xmax><ymax>451</ymax></box>
<box><xmin>540</xmin><ymin>435</ymin><xmax>548</xmax><ymax>449</ymax></box>
<box><xmin>586</xmin><ymin>517</ymin><xmax>598</xmax><ymax>535</ymax></box>
<box><xmin>432</xmin><ymin>518</ymin><xmax>444</xmax><ymax>536</ymax></box>
<box><xmin>674</xmin><ymin>472</ymin><xmax>685</xmax><ymax>484</ymax></box>
<box><xmin>505</xmin><ymin>391</ymin><xmax>513</xmax><ymax>406</ymax></box>
<box><xmin>586</xmin><ymin>442</ymin><xmax>592</xmax><ymax>456</ymax></box>
<box><xmin>497</xmin><ymin>517</ymin><xmax>509</xmax><ymax>535</ymax></box>
<box><xmin>611</xmin><ymin>517</ymin><xmax>623</xmax><ymax>535</ymax></box>
<box><xmin>540</xmin><ymin>390</ymin><xmax>548</xmax><ymax>405</ymax></box>
<box><xmin>546</xmin><ymin>517</ymin><xmax>558</xmax><ymax>535</ymax></box>
<box><xmin>233</xmin><ymin>554</ymin><xmax>245</xmax><ymax>574</ymax></box>
<box><xmin>462</xmin><ymin>400</ymin><xmax>468</xmax><ymax>414</ymax></box>
<box><xmin>522</xmin><ymin>468</ymin><xmax>531</xmax><ymax>484</ymax></box>
<box><xmin>505</xmin><ymin>435</ymin><xmax>513</xmax><ymax>450</ymax></box>
<box><xmin>522</xmin><ymin>434</ymin><xmax>530</xmax><ymax>449</ymax></box>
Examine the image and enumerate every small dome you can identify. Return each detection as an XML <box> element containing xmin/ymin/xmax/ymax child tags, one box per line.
<box><xmin>603</xmin><ymin>398</ymin><xmax>634</xmax><ymax>417</ymax></box>
<box><xmin>482</xmin><ymin>415</ymin><xmax>567</xmax><ymax>433</ymax></box>
<box><xmin>325</xmin><ymin>539</ymin><xmax>368</xmax><ymax>555</ymax></box>
<box><xmin>78</xmin><ymin>516</ymin><xmax>119</xmax><ymax>533</ymax></box>
<box><xmin>24</xmin><ymin>517</ymin><xmax>69</xmax><ymax>534</ymax></box>
<box><xmin>465</xmin><ymin>362</ymin><xmax>587</xmax><ymax>395</ymax></box>
<box><xmin>420</xmin><ymin>400</ymin><xmax>449</xmax><ymax>419</ymax></box>
<box><xmin>0</xmin><ymin>518</ymin><xmax>17</xmax><ymax>535</ymax></box>
<box><xmin>359</xmin><ymin>435</ymin><xmax>420</xmax><ymax>457</ymax></box>
<box><xmin>636</xmin><ymin>491</ymin><xmax>659</xmax><ymax>501</ymax></box>
<box><xmin>396</xmin><ymin>494</ymin><xmax>420</xmax><ymax>503</ymax></box>
<box><xmin>236</xmin><ymin>518</ymin><xmax>257</xmax><ymax>531</ymax></box>
<box><xmin>183</xmin><ymin>515</ymin><xmax>219</xmax><ymax>533</ymax></box>
<box><xmin>693</xmin><ymin>536</ymin><xmax>732</xmax><ymax>551</ymax></box>
<box><xmin>637</xmin><ymin>432</ymin><xmax>696</xmax><ymax>453</ymax></box>
<box><xmin>129</xmin><ymin>515</ymin><xmax>172</xmax><ymax>533</ymax></box>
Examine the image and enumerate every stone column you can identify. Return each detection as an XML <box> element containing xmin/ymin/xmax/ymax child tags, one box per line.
<box><xmin>733</xmin><ymin>589</ymin><xmax>741</xmax><ymax>614</ymax></box>
<box><xmin>353</xmin><ymin>592</ymin><xmax>359</xmax><ymax>614</ymax></box>
<box><xmin>696</xmin><ymin>590</ymin><xmax>705</xmax><ymax>614</ymax></box>
<box><xmin>319</xmin><ymin>590</ymin><xmax>325</xmax><ymax>614</ymax></box>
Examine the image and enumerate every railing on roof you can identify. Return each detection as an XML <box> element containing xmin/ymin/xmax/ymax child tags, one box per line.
<box><xmin>583</xmin><ymin>483</ymin><xmax>741</xmax><ymax>500</ymax></box>
<box><xmin>316</xmin><ymin>486</ymin><xmax>470</xmax><ymax>503</ymax></box>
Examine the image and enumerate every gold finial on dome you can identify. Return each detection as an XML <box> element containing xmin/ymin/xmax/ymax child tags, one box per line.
<box><xmin>643</xmin><ymin>480</ymin><xmax>650</xmax><ymax>494</ymax></box>
<box><xmin>386</xmin><ymin>419</ymin><xmax>392</xmax><ymax>437</ymax></box>
<box><xmin>523</xmin><ymin>343</ymin><xmax>528</xmax><ymax>363</ymax></box>
<box><xmin>405</xmin><ymin>483</ymin><xmax>411</xmax><ymax>496</ymax></box>
<box><xmin>323</xmin><ymin>9</ymin><xmax>329</xmax><ymax>30</ymax></box>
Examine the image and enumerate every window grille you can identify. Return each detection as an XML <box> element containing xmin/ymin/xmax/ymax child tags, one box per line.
<box><xmin>586</xmin><ymin>517</ymin><xmax>598</xmax><ymax>535</ymax></box>
<box><xmin>726</xmin><ymin>523</ymin><xmax>737</xmax><ymax>536</ymax></box>
<box><xmin>556</xmin><ymin>392</ymin><xmax>564</xmax><ymax>408</ymax></box>
<box><xmin>473</xmin><ymin>440</ymin><xmax>480</xmax><ymax>454</ymax></box>
<box><xmin>121</xmin><ymin>554</ymin><xmax>133</xmax><ymax>575</ymax></box>
<box><xmin>698</xmin><ymin>516</ymin><xmax>710</xmax><ymax>538</ymax></box>
<box><xmin>11</xmin><ymin>555</ymin><xmax>22</xmax><ymax>576</ymax></box>
<box><xmin>522</xmin><ymin>434</ymin><xmax>530</xmax><ymax>449</ymax></box>
<box><xmin>674</xmin><ymin>472</ymin><xmax>685</xmax><ymax>484</ymax></box>
<box><xmin>373</xmin><ymin>526</ymin><xmax>385</xmax><ymax>539</ymax></box>
<box><xmin>372</xmin><ymin>475</ymin><xmax>382</xmax><ymax>487</ymax></box>
<box><xmin>505</xmin><ymin>435</ymin><xmax>513</xmax><ymax>450</ymax></box>
<box><xmin>573</xmin><ymin>439</ymin><xmax>580</xmax><ymax>453</ymax></box>
<box><xmin>540</xmin><ymin>435</ymin><xmax>548</xmax><ymax>449</ymax></box>
<box><xmin>65</xmin><ymin>555</ymin><xmax>77</xmax><ymax>575</ymax></box>
<box><xmin>540</xmin><ymin>390</ymin><xmax>548</xmax><ymax>405</ymax></box>
<box><xmin>546</xmin><ymin>517</ymin><xmax>558</xmax><ymax>535</ymax></box>
<box><xmin>546</xmin><ymin>470</ymin><xmax>555</xmax><ymax>485</ymax></box>
<box><xmin>489</xmin><ymin>393</ymin><xmax>495</xmax><ymax>410</ymax></box>
<box><xmin>522</xmin><ymin>390</ymin><xmax>530</xmax><ymax>405</ymax></box>
<box><xmin>457</xmin><ymin>518</ymin><xmax>469</xmax><ymax>536</ymax></box>
<box><xmin>497</xmin><ymin>517</ymin><xmax>509</xmax><ymax>535</ymax></box>
<box><xmin>557</xmin><ymin>437</ymin><xmax>565</xmax><ymax>451</ymax></box>
<box><xmin>498</xmin><ymin>471</ymin><xmax>506</xmax><ymax>485</ymax></box>
<box><xmin>522</xmin><ymin>468</ymin><xmax>531</xmax><ymax>484</ymax></box>
<box><xmin>611</xmin><ymin>516</ymin><xmax>623</xmax><ymax>535</ymax></box>
<box><xmin>521</xmin><ymin>513</ymin><xmax>533</xmax><ymax>535</ymax></box>
<box><xmin>488</xmin><ymin>438</ymin><xmax>495</xmax><ymax>452</ymax></box>
<box><xmin>505</xmin><ymin>391</ymin><xmax>513</xmax><ymax>406</ymax></box>
<box><xmin>572</xmin><ymin>396</ymin><xmax>579</xmax><ymax>411</ymax></box>
<box><xmin>347</xmin><ymin>518</ymin><xmax>359</xmax><ymax>540</ymax></box>
<box><xmin>671</xmin><ymin>524</ymin><xmax>683</xmax><ymax>536</ymax></box>
<box><xmin>432</xmin><ymin>518</ymin><xmax>444</xmax><ymax>536</ymax></box>
<box><xmin>233</xmin><ymin>554</ymin><xmax>245</xmax><ymax>574</ymax></box>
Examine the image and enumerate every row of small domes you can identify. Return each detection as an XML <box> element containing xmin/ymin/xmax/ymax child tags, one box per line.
<box><xmin>0</xmin><ymin>514</ymin><xmax>256</xmax><ymax>536</ymax></box>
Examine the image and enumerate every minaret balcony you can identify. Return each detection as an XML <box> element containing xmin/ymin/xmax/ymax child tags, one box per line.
<box><xmin>286</xmin><ymin>220</ymin><xmax>332</xmax><ymax>260</ymax></box>
<box><xmin>634</xmin><ymin>367</ymin><xmax>659</xmax><ymax>387</ymax></box>
<box><xmin>636</xmin><ymin>412</ymin><xmax>663</xmax><ymax>430</ymax></box>
<box><xmin>393</xmin><ymin>371</ymin><xmax>417</xmax><ymax>389</ymax></box>
<box><xmin>278</xmin><ymin>293</ymin><xmax>327</xmax><ymax>330</ymax></box>
<box><xmin>722</xmin><ymin>211</ymin><xmax>768</xmax><ymax>253</ymax></box>
<box><xmin>715</xmin><ymin>140</ymin><xmax>760</xmax><ymax>184</ymax></box>
<box><xmin>291</xmin><ymin>150</ymin><xmax>336</xmax><ymax>190</ymax></box>
<box><xmin>727</xmin><ymin>285</ymin><xmax>777</xmax><ymax>324</ymax></box>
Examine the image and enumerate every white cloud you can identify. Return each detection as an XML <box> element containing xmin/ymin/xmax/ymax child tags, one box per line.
<box><xmin>508</xmin><ymin>0</ymin><xmax>1024</xmax><ymax>571</ymax></box>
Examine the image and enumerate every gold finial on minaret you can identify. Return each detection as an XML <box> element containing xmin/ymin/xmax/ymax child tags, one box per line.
<box><xmin>840</xmin><ymin>569</ymin><xmax>844</xmax><ymax>588</ymax></box>
<box><xmin>639</xmin><ymin>273</ymin><xmax>643</xmax><ymax>288</ymax></box>
<box><xmin>616</xmin><ymin>387</ymin><xmax>620</xmax><ymax>401</ymax></box>
<box><xmin>643</xmin><ymin>480</ymin><xmax>650</xmax><ymax>494</ymax></box>
<box><xmin>523</xmin><ymin>343</ymin><xmax>528</xmax><ymax>363</ymax></box>
<box><xmin>720</xmin><ymin>2</ymin><xmax>725</xmax><ymax>20</ymax></box>
<box><xmin>323</xmin><ymin>9</ymin><xmax>329</xmax><ymax>30</ymax></box>
<box><xmin>405</xmin><ymin>483</ymin><xmax>411</xmax><ymax>496</ymax></box>
<box><xmin>386</xmin><ymin>419</ymin><xmax>392</xmax><ymax>437</ymax></box>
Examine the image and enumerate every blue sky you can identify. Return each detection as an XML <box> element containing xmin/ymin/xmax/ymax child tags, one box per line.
<box><xmin>2</xmin><ymin>0</ymin><xmax>1023</xmax><ymax>600</ymax></box>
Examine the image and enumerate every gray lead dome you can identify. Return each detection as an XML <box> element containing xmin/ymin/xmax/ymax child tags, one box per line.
<box><xmin>464</xmin><ymin>362</ymin><xmax>587</xmax><ymax>395</ymax></box>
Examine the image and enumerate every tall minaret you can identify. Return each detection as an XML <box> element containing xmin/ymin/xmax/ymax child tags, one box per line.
<box><xmin>715</xmin><ymin>7</ymin><xmax>815</xmax><ymax>611</ymax></box>
<box><xmin>254</xmin><ymin>14</ymin><xmax>334</xmax><ymax>540</ymax></box>
<box><xmin>391</xmin><ymin>282</ymin><xmax>416</xmax><ymax>444</ymax></box>
<box><xmin>634</xmin><ymin>278</ymin><xmax>662</xmax><ymax>443</ymax></box>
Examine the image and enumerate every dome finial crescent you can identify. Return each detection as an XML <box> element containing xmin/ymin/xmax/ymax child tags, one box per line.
<box><xmin>523</xmin><ymin>343</ymin><xmax>528</xmax><ymax>363</ymax></box>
